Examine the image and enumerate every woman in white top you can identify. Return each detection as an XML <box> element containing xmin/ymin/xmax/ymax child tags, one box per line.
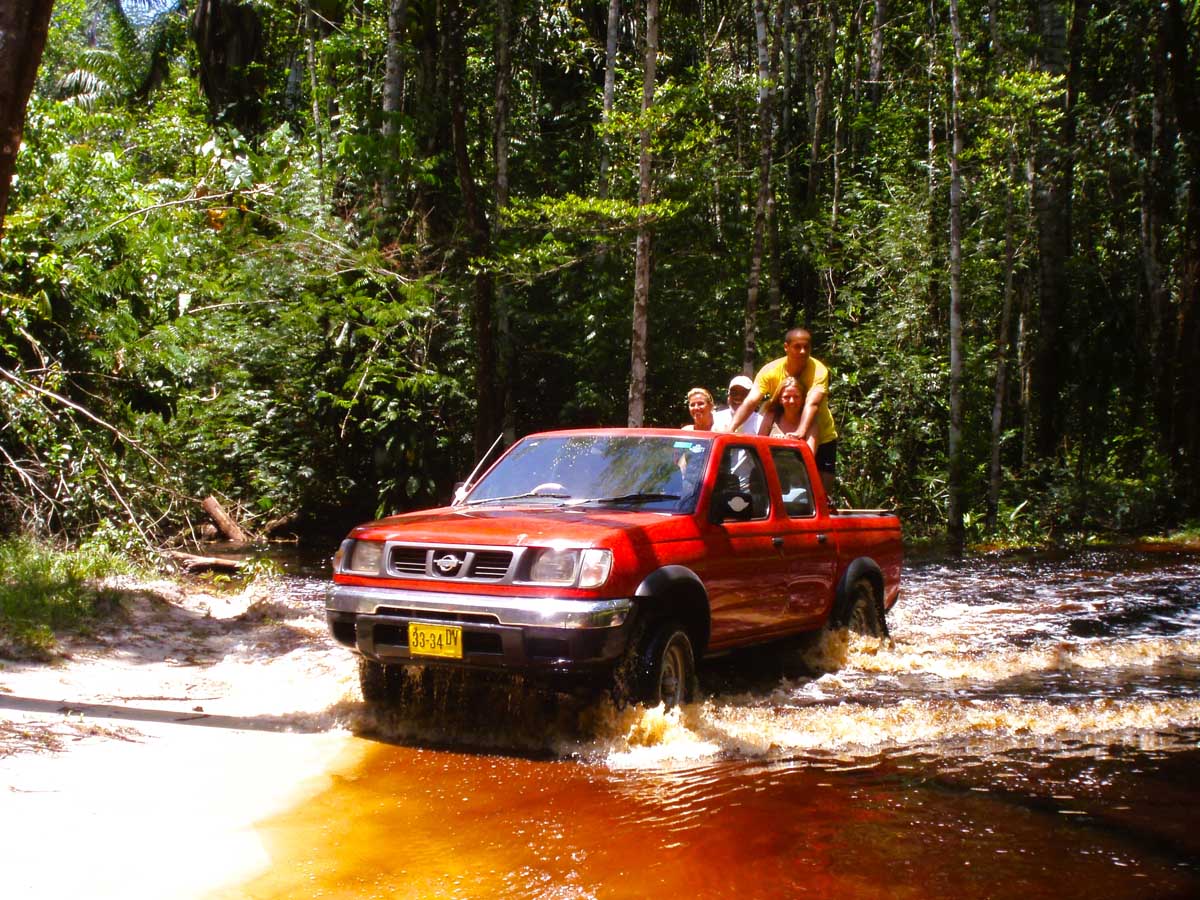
<box><xmin>681</xmin><ymin>387</ymin><xmax>715</xmax><ymax>431</ymax></box>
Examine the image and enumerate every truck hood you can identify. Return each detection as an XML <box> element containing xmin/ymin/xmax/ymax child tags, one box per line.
<box><xmin>346</xmin><ymin>505</ymin><xmax>696</xmax><ymax>548</ymax></box>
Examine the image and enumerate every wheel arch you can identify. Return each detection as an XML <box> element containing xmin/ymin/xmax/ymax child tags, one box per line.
<box><xmin>633</xmin><ymin>565</ymin><xmax>711</xmax><ymax>658</ymax></box>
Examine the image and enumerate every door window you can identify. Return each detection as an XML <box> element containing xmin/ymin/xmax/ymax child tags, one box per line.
<box><xmin>717</xmin><ymin>447</ymin><xmax>771</xmax><ymax>520</ymax></box>
<box><xmin>770</xmin><ymin>447</ymin><xmax>814</xmax><ymax>517</ymax></box>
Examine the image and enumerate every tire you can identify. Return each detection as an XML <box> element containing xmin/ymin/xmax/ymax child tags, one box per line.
<box><xmin>358</xmin><ymin>657</ymin><xmax>398</xmax><ymax>704</ymax></box>
<box><xmin>359</xmin><ymin>660</ymin><xmax>477</xmax><ymax>715</ymax></box>
<box><xmin>613</xmin><ymin>617</ymin><xmax>698</xmax><ymax>708</ymax></box>
<box><xmin>836</xmin><ymin>577</ymin><xmax>888</xmax><ymax>638</ymax></box>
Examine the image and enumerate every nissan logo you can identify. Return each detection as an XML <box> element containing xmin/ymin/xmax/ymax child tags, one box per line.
<box><xmin>434</xmin><ymin>553</ymin><xmax>463</xmax><ymax>575</ymax></box>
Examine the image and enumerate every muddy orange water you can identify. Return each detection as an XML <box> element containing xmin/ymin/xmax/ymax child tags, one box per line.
<box><xmin>228</xmin><ymin>551</ymin><xmax>1200</xmax><ymax>899</ymax></box>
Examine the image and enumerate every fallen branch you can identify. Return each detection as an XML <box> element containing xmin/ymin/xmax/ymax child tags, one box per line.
<box><xmin>263</xmin><ymin>511</ymin><xmax>299</xmax><ymax>537</ymax></box>
<box><xmin>164</xmin><ymin>550</ymin><xmax>245</xmax><ymax>573</ymax></box>
<box><xmin>99</xmin><ymin>186</ymin><xmax>274</xmax><ymax>233</ymax></box>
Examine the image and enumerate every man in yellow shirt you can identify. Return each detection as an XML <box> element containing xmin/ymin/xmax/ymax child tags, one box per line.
<box><xmin>721</xmin><ymin>328</ymin><xmax>838</xmax><ymax>495</ymax></box>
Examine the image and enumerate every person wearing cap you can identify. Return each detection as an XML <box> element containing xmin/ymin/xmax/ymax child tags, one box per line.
<box><xmin>712</xmin><ymin>374</ymin><xmax>763</xmax><ymax>435</ymax></box>
<box><xmin>720</xmin><ymin>327</ymin><xmax>838</xmax><ymax>495</ymax></box>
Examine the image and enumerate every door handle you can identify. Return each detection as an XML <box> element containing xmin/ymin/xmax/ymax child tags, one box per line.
<box><xmin>816</xmin><ymin>533</ymin><xmax>827</xmax><ymax>544</ymax></box>
<box><xmin>772</xmin><ymin>536</ymin><xmax>785</xmax><ymax>550</ymax></box>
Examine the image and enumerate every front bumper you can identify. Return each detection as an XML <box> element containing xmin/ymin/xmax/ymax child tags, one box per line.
<box><xmin>325</xmin><ymin>584</ymin><xmax>636</xmax><ymax>672</ymax></box>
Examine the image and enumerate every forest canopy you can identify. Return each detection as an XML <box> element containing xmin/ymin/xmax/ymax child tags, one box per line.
<box><xmin>1</xmin><ymin>0</ymin><xmax>1198</xmax><ymax>552</ymax></box>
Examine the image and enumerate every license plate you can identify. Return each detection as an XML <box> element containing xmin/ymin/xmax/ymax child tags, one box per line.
<box><xmin>408</xmin><ymin>622</ymin><xmax>463</xmax><ymax>659</ymax></box>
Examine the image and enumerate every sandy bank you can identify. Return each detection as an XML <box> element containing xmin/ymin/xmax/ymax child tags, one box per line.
<box><xmin>0</xmin><ymin>575</ymin><xmax>365</xmax><ymax>900</ymax></box>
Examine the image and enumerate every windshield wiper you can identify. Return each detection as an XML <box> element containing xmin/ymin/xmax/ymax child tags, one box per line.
<box><xmin>574</xmin><ymin>492</ymin><xmax>681</xmax><ymax>505</ymax></box>
<box><xmin>464</xmin><ymin>490</ymin><xmax>572</xmax><ymax>507</ymax></box>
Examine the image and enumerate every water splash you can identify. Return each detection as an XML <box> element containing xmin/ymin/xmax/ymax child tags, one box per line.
<box><xmin>339</xmin><ymin>552</ymin><xmax>1200</xmax><ymax>769</ymax></box>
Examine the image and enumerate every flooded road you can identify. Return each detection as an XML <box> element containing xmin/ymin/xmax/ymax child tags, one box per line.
<box><xmin>225</xmin><ymin>550</ymin><xmax>1200</xmax><ymax>899</ymax></box>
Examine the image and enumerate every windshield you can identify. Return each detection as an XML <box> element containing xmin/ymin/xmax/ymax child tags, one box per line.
<box><xmin>464</xmin><ymin>434</ymin><xmax>712</xmax><ymax>513</ymax></box>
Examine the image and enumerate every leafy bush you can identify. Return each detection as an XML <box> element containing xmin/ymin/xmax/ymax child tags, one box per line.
<box><xmin>0</xmin><ymin>535</ymin><xmax>131</xmax><ymax>658</ymax></box>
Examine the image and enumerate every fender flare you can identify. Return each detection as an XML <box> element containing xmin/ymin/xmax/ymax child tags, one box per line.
<box><xmin>634</xmin><ymin>564</ymin><xmax>707</xmax><ymax>600</ymax></box>
<box><xmin>633</xmin><ymin>566</ymin><xmax>711</xmax><ymax>655</ymax></box>
<box><xmin>834</xmin><ymin>558</ymin><xmax>887</xmax><ymax>630</ymax></box>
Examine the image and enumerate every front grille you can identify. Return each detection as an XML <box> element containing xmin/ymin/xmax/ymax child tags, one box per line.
<box><xmin>470</xmin><ymin>550</ymin><xmax>513</xmax><ymax>580</ymax></box>
<box><xmin>390</xmin><ymin>547</ymin><xmax>427</xmax><ymax>576</ymax></box>
<box><xmin>383</xmin><ymin>544</ymin><xmax>517</xmax><ymax>582</ymax></box>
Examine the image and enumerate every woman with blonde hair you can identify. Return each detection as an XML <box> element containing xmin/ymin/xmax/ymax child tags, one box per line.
<box><xmin>758</xmin><ymin>376</ymin><xmax>812</xmax><ymax>447</ymax></box>
<box><xmin>682</xmin><ymin>387</ymin><xmax>715</xmax><ymax>431</ymax></box>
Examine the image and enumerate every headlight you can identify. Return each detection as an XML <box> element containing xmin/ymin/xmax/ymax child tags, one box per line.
<box><xmin>527</xmin><ymin>548</ymin><xmax>612</xmax><ymax>587</ymax></box>
<box><xmin>578</xmin><ymin>549</ymin><xmax>613</xmax><ymax>588</ymax></box>
<box><xmin>528</xmin><ymin>548</ymin><xmax>578</xmax><ymax>584</ymax></box>
<box><xmin>346</xmin><ymin>540</ymin><xmax>384</xmax><ymax>574</ymax></box>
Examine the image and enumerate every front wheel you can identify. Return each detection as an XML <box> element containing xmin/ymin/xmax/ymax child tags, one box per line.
<box><xmin>613</xmin><ymin>618</ymin><xmax>698</xmax><ymax>708</ymax></box>
<box><xmin>358</xmin><ymin>657</ymin><xmax>399</xmax><ymax>704</ymax></box>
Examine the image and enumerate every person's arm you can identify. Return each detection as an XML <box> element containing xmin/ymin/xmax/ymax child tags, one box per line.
<box><xmin>757</xmin><ymin>410</ymin><xmax>775</xmax><ymax>436</ymax></box>
<box><xmin>796</xmin><ymin>385</ymin><xmax>825</xmax><ymax>452</ymax></box>
<box><xmin>722</xmin><ymin>386</ymin><xmax>765</xmax><ymax>432</ymax></box>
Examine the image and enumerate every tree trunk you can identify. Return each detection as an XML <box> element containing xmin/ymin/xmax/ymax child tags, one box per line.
<box><xmin>0</xmin><ymin>0</ymin><xmax>54</xmax><ymax>235</ymax></box>
<box><xmin>868</xmin><ymin>0</ymin><xmax>887</xmax><ymax>107</ymax></box>
<box><xmin>191</xmin><ymin>0</ymin><xmax>264</xmax><ymax>133</ymax></box>
<box><xmin>1031</xmin><ymin>0</ymin><xmax>1087</xmax><ymax>459</ymax></box>
<box><xmin>494</xmin><ymin>0</ymin><xmax>515</xmax><ymax>444</ymax></box>
<box><xmin>744</xmin><ymin>0</ymin><xmax>774</xmax><ymax>372</ymax></box>
<box><xmin>628</xmin><ymin>0</ymin><xmax>659</xmax><ymax>427</ymax></box>
<box><xmin>806</xmin><ymin>0</ymin><xmax>838</xmax><ymax>207</ymax></box>
<box><xmin>446</xmin><ymin>0</ymin><xmax>499</xmax><ymax>457</ymax></box>
<box><xmin>946</xmin><ymin>0</ymin><xmax>965</xmax><ymax>554</ymax></box>
<box><xmin>1136</xmin><ymin>19</ymin><xmax>1173</xmax><ymax>445</ymax></box>
<box><xmin>304</xmin><ymin>2</ymin><xmax>326</xmax><ymax>210</ymax></box>
<box><xmin>381</xmin><ymin>0</ymin><xmax>409</xmax><ymax>215</ymax></box>
<box><xmin>986</xmin><ymin>0</ymin><xmax>1012</xmax><ymax>530</ymax></box>
<box><xmin>988</xmin><ymin>146</ymin><xmax>1019</xmax><ymax>531</ymax></box>
<box><xmin>1163</xmin><ymin>0</ymin><xmax>1200</xmax><ymax>509</ymax></box>
<box><xmin>599</xmin><ymin>0</ymin><xmax>621</xmax><ymax>199</ymax></box>
<box><xmin>767</xmin><ymin>0</ymin><xmax>783</xmax><ymax>328</ymax></box>
<box><xmin>925</xmin><ymin>0</ymin><xmax>940</xmax><ymax>322</ymax></box>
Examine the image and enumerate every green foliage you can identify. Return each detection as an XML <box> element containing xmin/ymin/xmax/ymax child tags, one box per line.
<box><xmin>0</xmin><ymin>535</ymin><xmax>131</xmax><ymax>658</ymax></box>
<box><xmin>1</xmin><ymin>0</ymin><xmax>1191</xmax><ymax>553</ymax></box>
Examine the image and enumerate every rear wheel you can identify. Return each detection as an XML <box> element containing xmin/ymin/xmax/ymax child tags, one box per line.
<box><xmin>613</xmin><ymin>618</ymin><xmax>698</xmax><ymax>708</ymax></box>
<box><xmin>837</xmin><ymin>577</ymin><xmax>888</xmax><ymax>638</ymax></box>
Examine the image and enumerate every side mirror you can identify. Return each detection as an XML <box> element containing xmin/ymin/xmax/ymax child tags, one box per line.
<box><xmin>710</xmin><ymin>488</ymin><xmax>753</xmax><ymax>524</ymax></box>
<box><xmin>452</xmin><ymin>482</ymin><xmax>469</xmax><ymax>506</ymax></box>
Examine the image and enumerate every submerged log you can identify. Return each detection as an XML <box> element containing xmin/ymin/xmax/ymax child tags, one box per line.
<box><xmin>201</xmin><ymin>495</ymin><xmax>249</xmax><ymax>543</ymax></box>
<box><xmin>165</xmin><ymin>550</ymin><xmax>245</xmax><ymax>573</ymax></box>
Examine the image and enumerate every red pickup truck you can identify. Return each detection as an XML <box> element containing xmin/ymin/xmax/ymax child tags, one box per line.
<box><xmin>327</xmin><ymin>428</ymin><xmax>902</xmax><ymax>708</ymax></box>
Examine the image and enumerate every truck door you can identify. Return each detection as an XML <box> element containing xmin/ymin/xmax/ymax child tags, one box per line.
<box><xmin>701</xmin><ymin>444</ymin><xmax>791</xmax><ymax>646</ymax></box>
<box><xmin>768</xmin><ymin>445</ymin><xmax>839</xmax><ymax>627</ymax></box>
